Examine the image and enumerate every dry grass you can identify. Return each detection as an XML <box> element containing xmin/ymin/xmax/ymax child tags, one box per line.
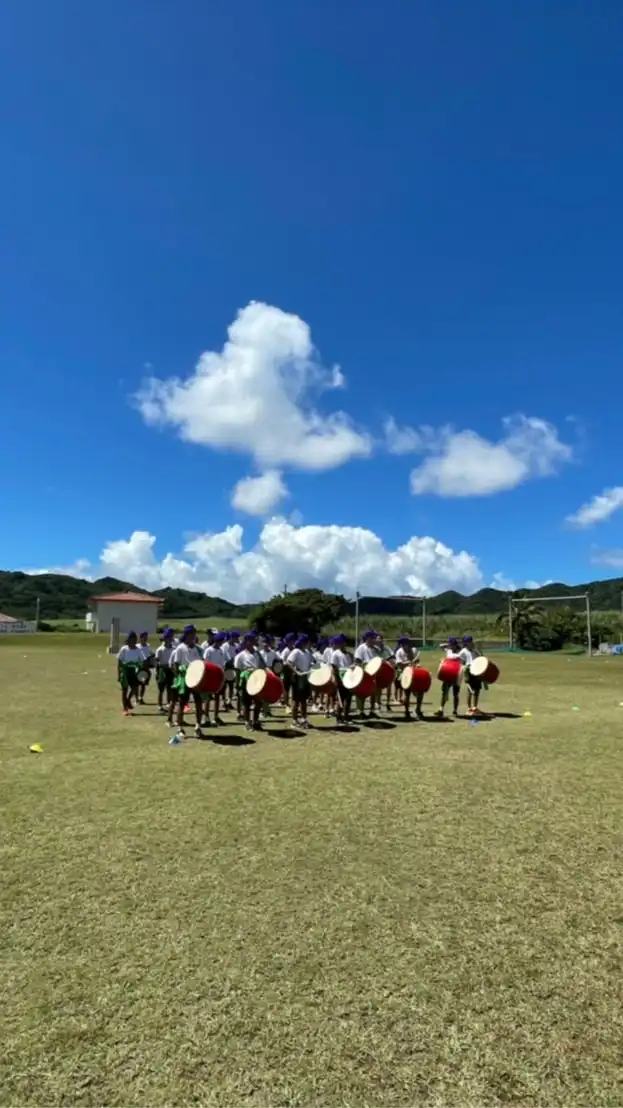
<box><xmin>1</xmin><ymin>636</ymin><xmax>623</xmax><ymax>1106</ymax></box>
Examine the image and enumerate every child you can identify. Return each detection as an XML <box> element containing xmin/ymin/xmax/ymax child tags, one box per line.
<box><xmin>462</xmin><ymin>634</ymin><xmax>483</xmax><ymax>715</ymax></box>
<box><xmin>354</xmin><ymin>629</ymin><xmax>378</xmax><ymax>718</ymax></box>
<box><xmin>155</xmin><ymin>628</ymin><xmax>175</xmax><ymax>712</ymax></box>
<box><xmin>286</xmin><ymin>634</ymin><xmax>313</xmax><ymax>730</ymax></box>
<box><xmin>259</xmin><ymin>635</ymin><xmax>279</xmax><ymax>719</ymax></box>
<box><xmin>374</xmin><ymin>634</ymin><xmax>395</xmax><ymax>712</ymax></box>
<box><xmin>330</xmin><ymin>634</ymin><xmax>353</xmax><ymax>725</ymax></box>
<box><xmin>220</xmin><ymin>632</ymin><xmax>236</xmax><ymax>712</ymax></box>
<box><xmin>436</xmin><ymin>637</ymin><xmax>472</xmax><ymax>717</ymax></box>
<box><xmin>137</xmin><ymin>631</ymin><xmax>155</xmax><ymax>705</ymax></box>
<box><xmin>117</xmin><ymin>631</ymin><xmax>143</xmax><ymax>715</ymax></box>
<box><xmin>397</xmin><ymin>638</ymin><xmax>424</xmax><ymax>720</ymax></box>
<box><xmin>202</xmin><ymin>632</ymin><xmax>227</xmax><ymax>725</ymax></box>
<box><xmin>168</xmin><ymin>625</ymin><xmax>205</xmax><ymax>738</ymax></box>
<box><xmin>279</xmin><ymin>632</ymin><xmax>296</xmax><ymax>710</ymax></box>
<box><xmin>234</xmin><ymin>632</ymin><xmax>264</xmax><ymax>732</ymax></box>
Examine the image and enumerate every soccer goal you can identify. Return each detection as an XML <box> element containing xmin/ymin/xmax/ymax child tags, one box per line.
<box><xmin>508</xmin><ymin>594</ymin><xmax>592</xmax><ymax>656</ymax></box>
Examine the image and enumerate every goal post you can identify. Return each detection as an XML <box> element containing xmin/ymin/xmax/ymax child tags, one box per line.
<box><xmin>510</xmin><ymin>593</ymin><xmax>592</xmax><ymax>656</ymax></box>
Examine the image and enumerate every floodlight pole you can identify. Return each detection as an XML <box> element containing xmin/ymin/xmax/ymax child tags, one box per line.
<box><xmin>586</xmin><ymin>593</ymin><xmax>592</xmax><ymax>657</ymax></box>
<box><xmin>422</xmin><ymin>597</ymin><xmax>427</xmax><ymax>647</ymax></box>
<box><xmin>354</xmin><ymin>591</ymin><xmax>360</xmax><ymax>643</ymax></box>
<box><xmin>508</xmin><ymin>594</ymin><xmax>513</xmax><ymax>650</ymax></box>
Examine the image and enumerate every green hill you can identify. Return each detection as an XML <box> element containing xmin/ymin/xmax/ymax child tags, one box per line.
<box><xmin>1</xmin><ymin>569</ymin><xmax>622</xmax><ymax>622</ymax></box>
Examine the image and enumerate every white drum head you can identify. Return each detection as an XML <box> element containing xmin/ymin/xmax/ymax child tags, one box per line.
<box><xmin>342</xmin><ymin>665</ymin><xmax>364</xmax><ymax>691</ymax></box>
<box><xmin>246</xmin><ymin>669</ymin><xmax>267</xmax><ymax>697</ymax></box>
<box><xmin>469</xmin><ymin>656</ymin><xmax>489</xmax><ymax>678</ymax></box>
<box><xmin>136</xmin><ymin>668</ymin><xmax>149</xmax><ymax>685</ymax></box>
<box><xmin>364</xmin><ymin>656</ymin><xmax>383</xmax><ymax>677</ymax></box>
<box><xmin>400</xmin><ymin>667</ymin><xmax>413</xmax><ymax>691</ymax></box>
<box><xmin>185</xmin><ymin>660</ymin><xmax>205</xmax><ymax>689</ymax></box>
<box><xmin>224</xmin><ymin>668</ymin><xmax>235</xmax><ymax>683</ymax></box>
<box><xmin>309</xmin><ymin>663</ymin><xmax>332</xmax><ymax>688</ymax></box>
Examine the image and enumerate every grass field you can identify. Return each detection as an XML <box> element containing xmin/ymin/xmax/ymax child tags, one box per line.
<box><xmin>2</xmin><ymin>635</ymin><xmax>623</xmax><ymax>1106</ymax></box>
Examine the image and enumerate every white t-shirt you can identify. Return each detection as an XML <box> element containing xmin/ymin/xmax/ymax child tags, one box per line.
<box><xmin>221</xmin><ymin>642</ymin><xmax>235</xmax><ymax>662</ymax></box>
<box><xmin>117</xmin><ymin>646</ymin><xmax>142</xmax><ymax>664</ymax></box>
<box><xmin>203</xmin><ymin>645</ymin><xmax>226</xmax><ymax>668</ymax></box>
<box><xmin>445</xmin><ymin>647</ymin><xmax>472</xmax><ymax>666</ymax></box>
<box><xmin>280</xmin><ymin>645</ymin><xmax>294</xmax><ymax>662</ymax></box>
<box><xmin>395</xmin><ymin>646</ymin><xmax>411</xmax><ymax>666</ymax></box>
<box><xmin>286</xmin><ymin>647</ymin><xmax>313</xmax><ymax>673</ymax></box>
<box><xmin>376</xmin><ymin>644</ymin><xmax>394</xmax><ymax>660</ymax></box>
<box><xmin>138</xmin><ymin>642</ymin><xmax>154</xmax><ymax>661</ymax></box>
<box><xmin>330</xmin><ymin>649</ymin><xmax>351</xmax><ymax>669</ymax></box>
<box><xmin>155</xmin><ymin>644</ymin><xmax>173</xmax><ymax>667</ymax></box>
<box><xmin>170</xmin><ymin>643</ymin><xmax>204</xmax><ymax>668</ymax></box>
<box><xmin>234</xmin><ymin>649</ymin><xmax>261</xmax><ymax>671</ymax></box>
<box><xmin>322</xmin><ymin>646</ymin><xmax>333</xmax><ymax>664</ymax></box>
<box><xmin>261</xmin><ymin>648</ymin><xmax>278</xmax><ymax>668</ymax></box>
<box><xmin>355</xmin><ymin>643</ymin><xmax>376</xmax><ymax>664</ymax></box>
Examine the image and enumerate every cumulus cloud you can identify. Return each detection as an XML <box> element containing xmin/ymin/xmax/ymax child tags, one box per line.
<box><xmin>384</xmin><ymin>414</ymin><xmax>572</xmax><ymax>497</ymax></box>
<box><xmin>230</xmin><ymin>470</ymin><xmax>288</xmax><ymax>516</ymax></box>
<box><xmin>136</xmin><ymin>302</ymin><xmax>372</xmax><ymax>472</ymax></box>
<box><xmin>26</xmin><ymin>522</ymin><xmax>488</xmax><ymax>603</ymax></box>
<box><xmin>566</xmin><ymin>486</ymin><xmax>623</xmax><ymax>529</ymax></box>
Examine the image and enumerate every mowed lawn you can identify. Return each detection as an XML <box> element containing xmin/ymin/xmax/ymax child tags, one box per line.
<box><xmin>2</xmin><ymin>637</ymin><xmax>623</xmax><ymax>1107</ymax></box>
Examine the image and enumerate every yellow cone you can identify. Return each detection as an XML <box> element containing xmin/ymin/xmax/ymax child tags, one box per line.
<box><xmin>523</xmin><ymin>711</ymin><xmax>532</xmax><ymax>718</ymax></box>
<box><xmin>29</xmin><ymin>743</ymin><xmax>44</xmax><ymax>754</ymax></box>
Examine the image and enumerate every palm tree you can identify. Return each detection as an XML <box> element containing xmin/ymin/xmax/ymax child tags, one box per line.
<box><xmin>496</xmin><ymin>602</ymin><xmax>544</xmax><ymax>648</ymax></box>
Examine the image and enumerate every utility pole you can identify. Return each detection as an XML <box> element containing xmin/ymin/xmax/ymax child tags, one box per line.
<box><xmin>354</xmin><ymin>591</ymin><xmax>361</xmax><ymax>643</ymax></box>
<box><xmin>508</xmin><ymin>593</ymin><xmax>513</xmax><ymax>651</ymax></box>
<box><xmin>586</xmin><ymin>593</ymin><xmax>592</xmax><ymax>657</ymax></box>
<box><xmin>422</xmin><ymin>597</ymin><xmax>427</xmax><ymax>646</ymax></box>
<box><xmin>35</xmin><ymin>597</ymin><xmax>40</xmax><ymax>630</ymax></box>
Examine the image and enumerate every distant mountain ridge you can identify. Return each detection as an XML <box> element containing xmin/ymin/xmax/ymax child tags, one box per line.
<box><xmin>1</xmin><ymin>570</ymin><xmax>622</xmax><ymax>622</ymax></box>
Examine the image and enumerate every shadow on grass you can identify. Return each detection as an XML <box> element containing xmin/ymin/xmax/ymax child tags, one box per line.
<box><xmin>266</xmin><ymin>727</ymin><xmax>306</xmax><ymax>740</ymax></box>
<box><xmin>359</xmin><ymin>719</ymin><xmax>396</xmax><ymax>731</ymax></box>
<box><xmin>491</xmin><ymin>711</ymin><xmax>523</xmax><ymax>719</ymax></box>
<box><xmin>211</xmin><ymin>733</ymin><xmax>256</xmax><ymax>747</ymax></box>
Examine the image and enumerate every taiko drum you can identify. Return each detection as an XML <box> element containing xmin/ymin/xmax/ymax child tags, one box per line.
<box><xmin>308</xmin><ymin>664</ymin><xmax>335</xmax><ymax>694</ymax></box>
<box><xmin>364</xmin><ymin>656</ymin><xmax>395</xmax><ymax>689</ymax></box>
<box><xmin>469</xmin><ymin>656</ymin><xmax>500</xmax><ymax>684</ymax></box>
<box><xmin>246</xmin><ymin>668</ymin><xmax>284</xmax><ymax>704</ymax></box>
<box><xmin>185</xmin><ymin>660</ymin><xmax>225</xmax><ymax>694</ymax></box>
<box><xmin>342</xmin><ymin>665</ymin><xmax>376</xmax><ymax>698</ymax></box>
<box><xmin>437</xmin><ymin>658</ymin><xmax>463</xmax><ymax>685</ymax></box>
<box><xmin>400</xmin><ymin>665</ymin><xmax>432</xmax><ymax>693</ymax></box>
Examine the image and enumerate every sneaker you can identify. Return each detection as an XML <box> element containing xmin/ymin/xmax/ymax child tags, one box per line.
<box><xmin>194</xmin><ymin>725</ymin><xmax>203</xmax><ymax>739</ymax></box>
<box><xmin>214</xmin><ymin>716</ymin><xmax>224</xmax><ymax>726</ymax></box>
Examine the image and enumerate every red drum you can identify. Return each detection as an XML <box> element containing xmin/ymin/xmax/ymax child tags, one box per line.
<box><xmin>437</xmin><ymin>658</ymin><xmax>463</xmax><ymax>686</ymax></box>
<box><xmin>185</xmin><ymin>660</ymin><xmax>225</xmax><ymax>694</ymax></box>
<box><xmin>364</xmin><ymin>656</ymin><xmax>395</xmax><ymax>689</ymax></box>
<box><xmin>400</xmin><ymin>665</ymin><xmax>432</xmax><ymax>693</ymax></box>
<box><xmin>246</xmin><ymin>668</ymin><xmax>284</xmax><ymax>704</ymax></box>
<box><xmin>469</xmin><ymin>656</ymin><xmax>500</xmax><ymax>684</ymax></box>
<box><xmin>342</xmin><ymin>665</ymin><xmax>376</xmax><ymax>698</ymax></box>
<box><xmin>308</xmin><ymin>664</ymin><xmax>335</xmax><ymax>694</ymax></box>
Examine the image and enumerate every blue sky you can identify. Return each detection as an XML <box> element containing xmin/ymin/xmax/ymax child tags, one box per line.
<box><xmin>2</xmin><ymin>0</ymin><xmax>623</xmax><ymax>601</ymax></box>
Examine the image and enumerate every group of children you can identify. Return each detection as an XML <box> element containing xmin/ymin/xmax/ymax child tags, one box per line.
<box><xmin>116</xmin><ymin>624</ymin><xmax>487</xmax><ymax>738</ymax></box>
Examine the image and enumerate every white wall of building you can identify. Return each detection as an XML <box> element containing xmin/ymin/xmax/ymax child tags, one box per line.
<box><xmin>93</xmin><ymin>602</ymin><xmax>160</xmax><ymax>636</ymax></box>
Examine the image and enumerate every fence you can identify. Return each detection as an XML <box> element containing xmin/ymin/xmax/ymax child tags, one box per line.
<box><xmin>0</xmin><ymin>621</ymin><xmax>37</xmax><ymax>634</ymax></box>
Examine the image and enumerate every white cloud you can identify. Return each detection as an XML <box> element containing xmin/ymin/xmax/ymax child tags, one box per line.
<box><xmin>591</xmin><ymin>548</ymin><xmax>623</xmax><ymax>570</ymax></box>
<box><xmin>490</xmin><ymin>572</ymin><xmax>553</xmax><ymax>592</ymax></box>
<box><xmin>384</xmin><ymin>414</ymin><xmax>572</xmax><ymax>497</ymax></box>
<box><xmin>26</xmin><ymin>522</ymin><xmax>486</xmax><ymax>604</ymax></box>
<box><xmin>230</xmin><ymin>470</ymin><xmax>288</xmax><ymax>516</ymax></box>
<box><xmin>136</xmin><ymin>301</ymin><xmax>372</xmax><ymax>472</ymax></box>
<box><xmin>566</xmin><ymin>486</ymin><xmax>623</xmax><ymax>529</ymax></box>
